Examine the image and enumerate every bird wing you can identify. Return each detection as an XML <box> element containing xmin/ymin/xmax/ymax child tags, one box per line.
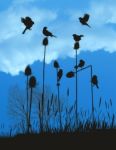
<box><xmin>25</xmin><ymin>17</ymin><xmax>34</xmax><ymax>27</ymax></box>
<box><xmin>46</xmin><ymin>30</ymin><xmax>52</xmax><ymax>36</ymax></box>
<box><xmin>83</xmin><ymin>14</ymin><xmax>90</xmax><ymax>22</ymax></box>
<box><xmin>25</xmin><ymin>16</ymin><xmax>32</xmax><ymax>21</ymax></box>
<box><xmin>21</xmin><ymin>18</ymin><xmax>25</xmax><ymax>23</ymax></box>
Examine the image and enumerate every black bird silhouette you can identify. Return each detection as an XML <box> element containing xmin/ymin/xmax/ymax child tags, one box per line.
<box><xmin>57</xmin><ymin>69</ymin><xmax>63</xmax><ymax>82</ymax></box>
<box><xmin>21</xmin><ymin>16</ymin><xmax>34</xmax><ymax>34</ymax></box>
<box><xmin>79</xmin><ymin>14</ymin><xmax>91</xmax><ymax>28</ymax></box>
<box><xmin>43</xmin><ymin>27</ymin><xmax>56</xmax><ymax>37</ymax></box>
<box><xmin>91</xmin><ymin>75</ymin><xmax>99</xmax><ymax>88</ymax></box>
<box><xmin>73</xmin><ymin>34</ymin><xmax>84</xmax><ymax>42</ymax></box>
<box><xmin>66</xmin><ymin>71</ymin><xmax>75</xmax><ymax>78</ymax></box>
<box><xmin>74</xmin><ymin>59</ymin><xmax>85</xmax><ymax>69</ymax></box>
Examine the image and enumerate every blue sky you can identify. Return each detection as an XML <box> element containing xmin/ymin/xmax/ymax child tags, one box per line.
<box><xmin>0</xmin><ymin>0</ymin><xmax>116</xmax><ymax>129</ymax></box>
<box><xmin>0</xmin><ymin>0</ymin><xmax>116</xmax><ymax>75</ymax></box>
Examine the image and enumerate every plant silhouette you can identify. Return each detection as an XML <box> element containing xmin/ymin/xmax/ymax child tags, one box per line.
<box><xmin>41</xmin><ymin>36</ymin><xmax>48</xmax><ymax>130</ymax></box>
<box><xmin>24</xmin><ymin>65</ymin><xmax>32</xmax><ymax>133</ymax></box>
<box><xmin>79</xmin><ymin>14</ymin><xmax>91</xmax><ymax>28</ymax></box>
<box><xmin>4</xmin><ymin>12</ymin><xmax>116</xmax><ymax>139</ymax></box>
<box><xmin>53</xmin><ymin>60</ymin><xmax>63</xmax><ymax>129</ymax></box>
<box><xmin>28</xmin><ymin>75</ymin><xmax>37</xmax><ymax>132</ymax></box>
<box><xmin>66</xmin><ymin>60</ymin><xmax>99</xmax><ymax>123</ymax></box>
<box><xmin>21</xmin><ymin>16</ymin><xmax>34</xmax><ymax>34</ymax></box>
<box><xmin>41</xmin><ymin>27</ymin><xmax>56</xmax><ymax>130</ymax></box>
<box><xmin>74</xmin><ymin>41</ymin><xmax>80</xmax><ymax>125</ymax></box>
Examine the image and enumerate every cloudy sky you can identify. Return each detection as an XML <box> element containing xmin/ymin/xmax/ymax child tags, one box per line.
<box><xmin>0</xmin><ymin>0</ymin><xmax>116</xmax><ymax>75</ymax></box>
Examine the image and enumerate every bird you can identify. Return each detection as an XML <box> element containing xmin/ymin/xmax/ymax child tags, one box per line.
<box><xmin>79</xmin><ymin>14</ymin><xmax>91</xmax><ymax>28</ymax></box>
<box><xmin>72</xmin><ymin>34</ymin><xmax>84</xmax><ymax>42</ymax></box>
<box><xmin>21</xmin><ymin>16</ymin><xmax>34</xmax><ymax>34</ymax></box>
<box><xmin>91</xmin><ymin>75</ymin><xmax>99</xmax><ymax>88</ymax></box>
<box><xmin>57</xmin><ymin>69</ymin><xmax>63</xmax><ymax>82</ymax></box>
<box><xmin>66</xmin><ymin>71</ymin><xmax>75</xmax><ymax>78</ymax></box>
<box><xmin>43</xmin><ymin>27</ymin><xmax>56</xmax><ymax>37</ymax></box>
<box><xmin>74</xmin><ymin>59</ymin><xmax>85</xmax><ymax>69</ymax></box>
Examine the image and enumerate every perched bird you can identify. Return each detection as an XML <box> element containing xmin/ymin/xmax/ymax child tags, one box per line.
<box><xmin>57</xmin><ymin>69</ymin><xmax>63</xmax><ymax>82</ymax></box>
<box><xmin>74</xmin><ymin>59</ymin><xmax>85</xmax><ymax>69</ymax></box>
<box><xmin>21</xmin><ymin>16</ymin><xmax>34</xmax><ymax>34</ymax></box>
<box><xmin>43</xmin><ymin>27</ymin><xmax>56</xmax><ymax>37</ymax></box>
<box><xmin>66</xmin><ymin>71</ymin><xmax>75</xmax><ymax>78</ymax></box>
<box><xmin>72</xmin><ymin>34</ymin><xmax>84</xmax><ymax>42</ymax></box>
<box><xmin>91</xmin><ymin>75</ymin><xmax>99</xmax><ymax>88</ymax></box>
<box><xmin>79</xmin><ymin>14</ymin><xmax>91</xmax><ymax>28</ymax></box>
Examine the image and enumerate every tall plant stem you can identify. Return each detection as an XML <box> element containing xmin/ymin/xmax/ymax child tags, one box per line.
<box><xmin>76</xmin><ymin>65</ymin><xmax>94</xmax><ymax>122</ymax></box>
<box><xmin>90</xmin><ymin>65</ymin><xmax>94</xmax><ymax>122</ymax></box>
<box><xmin>26</xmin><ymin>76</ymin><xmax>29</xmax><ymax>133</ymax></box>
<box><xmin>75</xmin><ymin>50</ymin><xmax>78</xmax><ymax>125</ymax></box>
<box><xmin>56</xmin><ymin>69</ymin><xmax>62</xmax><ymax>129</ymax></box>
<box><xmin>28</xmin><ymin>87</ymin><xmax>33</xmax><ymax>133</ymax></box>
<box><xmin>42</xmin><ymin>45</ymin><xmax>47</xmax><ymax>131</ymax></box>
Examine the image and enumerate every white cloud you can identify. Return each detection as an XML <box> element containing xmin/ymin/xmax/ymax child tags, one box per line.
<box><xmin>0</xmin><ymin>0</ymin><xmax>116</xmax><ymax>75</ymax></box>
<box><xmin>69</xmin><ymin>0</ymin><xmax>116</xmax><ymax>52</ymax></box>
<box><xmin>0</xmin><ymin>1</ymin><xmax>58</xmax><ymax>75</ymax></box>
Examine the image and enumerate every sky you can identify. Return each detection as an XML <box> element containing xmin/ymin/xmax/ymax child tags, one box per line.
<box><xmin>0</xmin><ymin>0</ymin><xmax>116</xmax><ymax>132</ymax></box>
<box><xmin>0</xmin><ymin>0</ymin><xmax>116</xmax><ymax>75</ymax></box>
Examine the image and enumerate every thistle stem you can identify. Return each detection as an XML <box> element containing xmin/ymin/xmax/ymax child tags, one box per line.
<box><xmin>42</xmin><ymin>45</ymin><xmax>46</xmax><ymax>131</ymax></box>
<box><xmin>75</xmin><ymin>50</ymin><xmax>78</xmax><ymax>125</ymax></box>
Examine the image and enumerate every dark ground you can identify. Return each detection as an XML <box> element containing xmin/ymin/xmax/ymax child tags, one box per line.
<box><xmin>0</xmin><ymin>130</ymin><xmax>116</xmax><ymax>149</ymax></box>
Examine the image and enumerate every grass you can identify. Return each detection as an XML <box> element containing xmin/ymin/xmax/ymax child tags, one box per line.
<box><xmin>0</xmin><ymin>130</ymin><xmax>116</xmax><ymax>148</ymax></box>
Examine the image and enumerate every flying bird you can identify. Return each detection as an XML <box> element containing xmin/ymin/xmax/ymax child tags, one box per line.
<box><xmin>72</xmin><ymin>34</ymin><xmax>84</xmax><ymax>42</ymax></box>
<box><xmin>74</xmin><ymin>59</ymin><xmax>85</xmax><ymax>69</ymax></box>
<box><xmin>43</xmin><ymin>27</ymin><xmax>56</xmax><ymax>37</ymax></box>
<box><xmin>21</xmin><ymin>16</ymin><xmax>34</xmax><ymax>34</ymax></box>
<box><xmin>91</xmin><ymin>75</ymin><xmax>99</xmax><ymax>88</ymax></box>
<box><xmin>57</xmin><ymin>69</ymin><xmax>63</xmax><ymax>82</ymax></box>
<box><xmin>79</xmin><ymin>14</ymin><xmax>91</xmax><ymax>28</ymax></box>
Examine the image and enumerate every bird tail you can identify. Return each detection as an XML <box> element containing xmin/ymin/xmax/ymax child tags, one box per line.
<box><xmin>52</xmin><ymin>35</ymin><xmax>57</xmax><ymax>38</ymax></box>
<box><xmin>80</xmin><ymin>35</ymin><xmax>84</xmax><ymax>37</ymax></box>
<box><xmin>87</xmin><ymin>24</ymin><xmax>91</xmax><ymax>28</ymax></box>
<box><xmin>22</xmin><ymin>27</ymin><xmax>27</xmax><ymax>34</ymax></box>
